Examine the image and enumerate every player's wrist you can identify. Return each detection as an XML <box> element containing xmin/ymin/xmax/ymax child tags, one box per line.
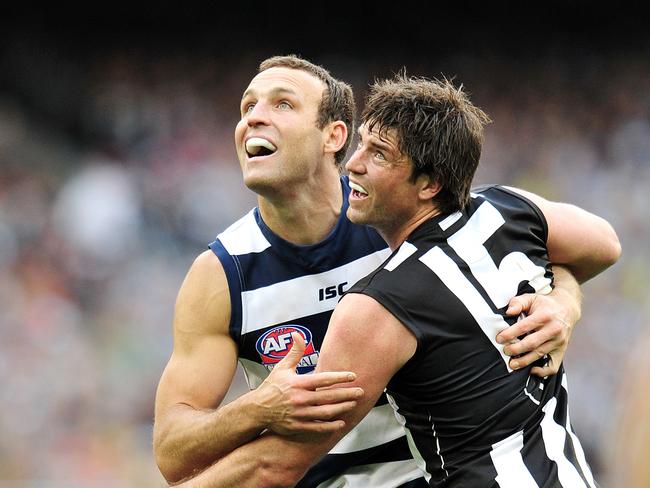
<box><xmin>248</xmin><ymin>385</ymin><xmax>285</xmax><ymax>429</ymax></box>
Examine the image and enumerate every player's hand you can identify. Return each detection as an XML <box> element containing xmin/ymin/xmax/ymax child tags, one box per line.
<box><xmin>496</xmin><ymin>292</ymin><xmax>579</xmax><ymax>377</ymax></box>
<box><xmin>256</xmin><ymin>333</ymin><xmax>363</xmax><ymax>435</ymax></box>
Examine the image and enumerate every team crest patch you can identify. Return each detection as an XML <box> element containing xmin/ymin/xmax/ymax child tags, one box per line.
<box><xmin>255</xmin><ymin>325</ymin><xmax>320</xmax><ymax>374</ymax></box>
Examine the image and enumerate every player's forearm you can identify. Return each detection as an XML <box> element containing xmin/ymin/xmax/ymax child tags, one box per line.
<box><xmin>175</xmin><ymin>434</ymin><xmax>322</xmax><ymax>488</ymax></box>
<box><xmin>154</xmin><ymin>393</ymin><xmax>272</xmax><ymax>484</ymax></box>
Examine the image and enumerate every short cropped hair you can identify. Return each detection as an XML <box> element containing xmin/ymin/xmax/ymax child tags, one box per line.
<box><xmin>362</xmin><ymin>73</ymin><xmax>491</xmax><ymax>214</ymax></box>
<box><xmin>259</xmin><ymin>55</ymin><xmax>356</xmax><ymax>165</ymax></box>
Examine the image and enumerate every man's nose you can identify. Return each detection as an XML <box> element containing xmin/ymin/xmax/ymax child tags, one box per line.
<box><xmin>246</xmin><ymin>102</ymin><xmax>271</xmax><ymax>126</ymax></box>
<box><xmin>345</xmin><ymin>148</ymin><xmax>366</xmax><ymax>174</ymax></box>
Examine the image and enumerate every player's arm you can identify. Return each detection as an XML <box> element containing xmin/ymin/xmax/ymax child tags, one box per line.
<box><xmin>174</xmin><ymin>292</ymin><xmax>416</xmax><ymax>488</ymax></box>
<box><xmin>506</xmin><ymin>187</ymin><xmax>621</xmax><ymax>283</ymax></box>
<box><xmin>153</xmin><ymin>251</ymin><xmax>360</xmax><ymax>484</ymax></box>
<box><xmin>497</xmin><ymin>187</ymin><xmax>621</xmax><ymax>375</ymax></box>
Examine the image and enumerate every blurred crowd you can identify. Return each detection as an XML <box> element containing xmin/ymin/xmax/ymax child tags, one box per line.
<box><xmin>0</xmin><ymin>38</ymin><xmax>648</xmax><ymax>487</ymax></box>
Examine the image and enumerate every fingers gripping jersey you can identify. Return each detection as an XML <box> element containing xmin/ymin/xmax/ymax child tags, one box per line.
<box><xmin>348</xmin><ymin>186</ymin><xmax>597</xmax><ymax>487</ymax></box>
<box><xmin>209</xmin><ymin>177</ymin><xmax>428</xmax><ymax>488</ymax></box>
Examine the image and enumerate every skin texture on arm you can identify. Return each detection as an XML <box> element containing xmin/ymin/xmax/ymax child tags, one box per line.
<box><xmin>174</xmin><ymin>293</ymin><xmax>417</xmax><ymax>488</ymax></box>
<box><xmin>153</xmin><ymin>251</ymin><xmax>360</xmax><ymax>484</ymax></box>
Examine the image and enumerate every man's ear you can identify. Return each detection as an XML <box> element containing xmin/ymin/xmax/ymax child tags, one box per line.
<box><xmin>416</xmin><ymin>174</ymin><xmax>442</xmax><ymax>201</ymax></box>
<box><xmin>323</xmin><ymin>121</ymin><xmax>348</xmax><ymax>155</ymax></box>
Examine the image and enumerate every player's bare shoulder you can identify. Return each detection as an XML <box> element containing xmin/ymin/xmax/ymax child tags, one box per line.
<box><xmin>173</xmin><ymin>250</ymin><xmax>231</xmax><ymax>338</ymax></box>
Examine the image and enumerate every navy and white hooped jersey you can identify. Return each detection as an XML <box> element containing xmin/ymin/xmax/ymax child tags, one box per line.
<box><xmin>348</xmin><ymin>186</ymin><xmax>597</xmax><ymax>487</ymax></box>
<box><xmin>209</xmin><ymin>176</ymin><xmax>428</xmax><ymax>488</ymax></box>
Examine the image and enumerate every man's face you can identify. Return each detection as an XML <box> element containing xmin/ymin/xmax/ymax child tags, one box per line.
<box><xmin>235</xmin><ymin>67</ymin><xmax>327</xmax><ymax>194</ymax></box>
<box><xmin>345</xmin><ymin>124</ymin><xmax>423</xmax><ymax>235</ymax></box>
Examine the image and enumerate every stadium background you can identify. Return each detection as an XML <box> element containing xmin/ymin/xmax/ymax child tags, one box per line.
<box><xmin>0</xmin><ymin>4</ymin><xmax>648</xmax><ymax>487</ymax></box>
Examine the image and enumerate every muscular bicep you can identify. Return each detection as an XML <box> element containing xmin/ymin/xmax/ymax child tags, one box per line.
<box><xmin>155</xmin><ymin>250</ymin><xmax>238</xmax><ymax>420</ymax></box>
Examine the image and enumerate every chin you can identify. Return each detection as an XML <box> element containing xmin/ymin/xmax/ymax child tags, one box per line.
<box><xmin>346</xmin><ymin>208</ymin><xmax>369</xmax><ymax>226</ymax></box>
<box><xmin>243</xmin><ymin>172</ymin><xmax>283</xmax><ymax>196</ymax></box>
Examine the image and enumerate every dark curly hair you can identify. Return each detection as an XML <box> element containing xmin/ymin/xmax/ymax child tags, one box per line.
<box><xmin>362</xmin><ymin>73</ymin><xmax>491</xmax><ymax>214</ymax></box>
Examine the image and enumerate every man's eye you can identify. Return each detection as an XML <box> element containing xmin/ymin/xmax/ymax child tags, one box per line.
<box><xmin>278</xmin><ymin>101</ymin><xmax>292</xmax><ymax>110</ymax></box>
<box><xmin>375</xmin><ymin>151</ymin><xmax>386</xmax><ymax>160</ymax></box>
<box><xmin>243</xmin><ymin>103</ymin><xmax>255</xmax><ymax>114</ymax></box>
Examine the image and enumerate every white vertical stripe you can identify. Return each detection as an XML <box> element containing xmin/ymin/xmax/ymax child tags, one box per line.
<box><xmin>385</xmin><ymin>393</ymin><xmax>432</xmax><ymax>483</ymax></box>
<box><xmin>541</xmin><ymin>397</ymin><xmax>588</xmax><ymax>487</ymax></box>
<box><xmin>490</xmin><ymin>431</ymin><xmax>539</xmax><ymax>488</ymax></box>
<box><xmin>419</xmin><ymin>246</ymin><xmax>512</xmax><ymax>370</ymax></box>
<box><xmin>561</xmin><ymin>374</ymin><xmax>597</xmax><ymax>488</ymax></box>
<box><xmin>384</xmin><ymin>241</ymin><xmax>417</xmax><ymax>271</ymax></box>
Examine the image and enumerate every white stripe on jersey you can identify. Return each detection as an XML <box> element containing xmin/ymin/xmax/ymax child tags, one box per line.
<box><xmin>330</xmin><ymin>403</ymin><xmax>407</xmax><ymax>454</ymax></box>
<box><xmin>447</xmin><ymin>201</ymin><xmax>551</xmax><ymax>309</ymax></box>
<box><xmin>439</xmin><ymin>211</ymin><xmax>462</xmax><ymax>231</ymax></box>
<box><xmin>386</xmin><ymin>393</ymin><xmax>433</xmax><ymax>483</ymax></box>
<box><xmin>316</xmin><ymin>460</ymin><xmax>424</xmax><ymax>488</ymax></box>
<box><xmin>490</xmin><ymin>431</ymin><xmax>539</xmax><ymax>488</ymax></box>
<box><xmin>241</xmin><ymin>249</ymin><xmax>391</xmax><ymax>334</ymax></box>
<box><xmin>541</xmin><ymin>397</ymin><xmax>588</xmax><ymax>487</ymax></box>
<box><xmin>419</xmin><ymin>246</ymin><xmax>512</xmax><ymax>370</ymax></box>
<box><xmin>384</xmin><ymin>242</ymin><xmax>417</xmax><ymax>271</ymax></box>
<box><xmin>218</xmin><ymin>209</ymin><xmax>271</xmax><ymax>255</ymax></box>
<box><xmin>561</xmin><ymin>374</ymin><xmax>597</xmax><ymax>488</ymax></box>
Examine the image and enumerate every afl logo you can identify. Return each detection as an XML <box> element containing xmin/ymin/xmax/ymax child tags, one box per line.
<box><xmin>255</xmin><ymin>325</ymin><xmax>320</xmax><ymax>374</ymax></box>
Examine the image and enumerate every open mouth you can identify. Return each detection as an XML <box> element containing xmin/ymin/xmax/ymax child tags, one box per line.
<box><xmin>349</xmin><ymin>181</ymin><xmax>368</xmax><ymax>199</ymax></box>
<box><xmin>246</xmin><ymin>137</ymin><xmax>277</xmax><ymax>159</ymax></box>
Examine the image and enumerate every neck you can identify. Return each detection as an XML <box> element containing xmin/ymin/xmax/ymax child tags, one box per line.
<box><xmin>381</xmin><ymin>206</ymin><xmax>441</xmax><ymax>251</ymax></box>
<box><xmin>258</xmin><ymin>169</ymin><xmax>343</xmax><ymax>245</ymax></box>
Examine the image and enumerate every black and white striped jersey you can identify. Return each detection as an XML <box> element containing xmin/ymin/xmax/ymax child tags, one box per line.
<box><xmin>348</xmin><ymin>186</ymin><xmax>596</xmax><ymax>487</ymax></box>
<box><xmin>209</xmin><ymin>176</ymin><xmax>428</xmax><ymax>488</ymax></box>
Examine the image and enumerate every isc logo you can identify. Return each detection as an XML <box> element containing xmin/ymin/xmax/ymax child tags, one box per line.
<box><xmin>255</xmin><ymin>325</ymin><xmax>320</xmax><ymax>374</ymax></box>
<box><xmin>318</xmin><ymin>282</ymin><xmax>348</xmax><ymax>301</ymax></box>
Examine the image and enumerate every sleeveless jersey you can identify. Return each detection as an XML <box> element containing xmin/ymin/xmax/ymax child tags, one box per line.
<box><xmin>209</xmin><ymin>176</ymin><xmax>428</xmax><ymax>488</ymax></box>
<box><xmin>347</xmin><ymin>186</ymin><xmax>596</xmax><ymax>487</ymax></box>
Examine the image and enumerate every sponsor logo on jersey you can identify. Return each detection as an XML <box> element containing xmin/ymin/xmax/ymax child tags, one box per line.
<box><xmin>255</xmin><ymin>325</ymin><xmax>320</xmax><ymax>374</ymax></box>
<box><xmin>318</xmin><ymin>281</ymin><xmax>348</xmax><ymax>301</ymax></box>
